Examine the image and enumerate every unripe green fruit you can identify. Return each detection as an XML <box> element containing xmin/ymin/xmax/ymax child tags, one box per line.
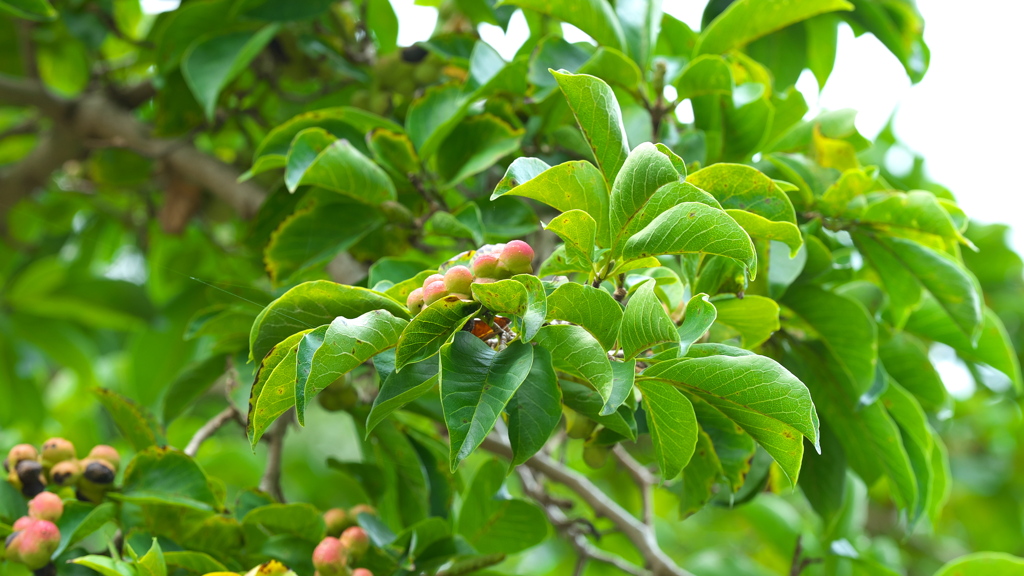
<box><xmin>423</xmin><ymin>280</ymin><xmax>448</xmax><ymax>305</ymax></box>
<box><xmin>40</xmin><ymin>438</ymin><xmax>75</xmax><ymax>469</ymax></box>
<box><xmin>369</xmin><ymin>92</ymin><xmax>390</xmax><ymax>115</ymax></box>
<box><xmin>339</xmin><ymin>526</ymin><xmax>369</xmax><ymax>559</ymax></box>
<box><xmin>318</xmin><ymin>377</ymin><xmax>359</xmax><ymax>412</ymax></box>
<box><xmin>87</xmin><ymin>445</ymin><xmax>121</xmax><ymax>471</ymax></box>
<box><xmin>472</xmin><ymin>253</ymin><xmax>500</xmax><ymax>279</ymax></box>
<box><xmin>5</xmin><ymin>531</ymin><xmax>23</xmax><ymax>563</ymax></box>
<box><xmin>406</xmin><ymin>287</ymin><xmax>424</xmax><ymax>315</ymax></box>
<box><xmin>443</xmin><ymin>266</ymin><xmax>473</xmax><ymax>294</ymax></box>
<box><xmin>565</xmin><ymin>410</ymin><xmax>597</xmax><ymax>440</ymax></box>
<box><xmin>323</xmin><ymin>508</ymin><xmax>353</xmax><ymax>536</ymax></box>
<box><xmin>583</xmin><ymin>444</ymin><xmax>609</xmax><ymax>469</ymax></box>
<box><xmin>17</xmin><ymin>519</ymin><xmax>59</xmax><ymax>570</ymax></box>
<box><xmin>351</xmin><ymin>90</ymin><xmax>370</xmax><ymax>108</ymax></box>
<box><xmin>28</xmin><ymin>492</ymin><xmax>63</xmax><ymax>522</ymax></box>
<box><xmin>312</xmin><ymin>537</ymin><xmax>348</xmax><ymax>576</ymax></box>
<box><xmin>498</xmin><ymin>240</ymin><xmax>534</xmax><ymax>275</ymax></box>
<box><xmin>49</xmin><ymin>459</ymin><xmax>81</xmax><ymax>487</ymax></box>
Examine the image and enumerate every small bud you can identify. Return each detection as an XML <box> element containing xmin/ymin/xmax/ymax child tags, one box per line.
<box><xmin>15</xmin><ymin>459</ymin><xmax>46</xmax><ymax>498</ymax></box>
<box><xmin>443</xmin><ymin>266</ymin><xmax>473</xmax><ymax>295</ymax></box>
<box><xmin>323</xmin><ymin>508</ymin><xmax>353</xmax><ymax>536</ymax></box>
<box><xmin>406</xmin><ymin>288</ymin><xmax>424</xmax><ymax>315</ymax></box>
<box><xmin>87</xmin><ymin>445</ymin><xmax>121</xmax><ymax>471</ymax></box>
<box><xmin>498</xmin><ymin>240</ymin><xmax>534</xmax><ymax>275</ymax></box>
<box><xmin>28</xmin><ymin>492</ymin><xmax>63</xmax><ymax>522</ymax></box>
<box><xmin>312</xmin><ymin>537</ymin><xmax>348</xmax><ymax>576</ymax></box>
<box><xmin>422</xmin><ymin>280</ymin><xmax>448</xmax><ymax>305</ymax></box>
<box><xmin>340</xmin><ymin>527</ymin><xmax>369</xmax><ymax>559</ymax></box>
<box><xmin>40</xmin><ymin>438</ymin><xmax>75</xmax><ymax>468</ymax></box>
<box><xmin>17</xmin><ymin>519</ymin><xmax>60</xmax><ymax>570</ymax></box>
<box><xmin>49</xmin><ymin>459</ymin><xmax>82</xmax><ymax>487</ymax></box>
<box><xmin>471</xmin><ymin>253</ymin><xmax>500</xmax><ymax>279</ymax></box>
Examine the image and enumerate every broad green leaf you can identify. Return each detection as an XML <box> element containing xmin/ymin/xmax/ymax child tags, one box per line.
<box><xmin>799</xmin><ymin>425</ymin><xmax>847</xmax><ymax>526</ymax></box>
<box><xmin>726</xmin><ymin>209</ymin><xmax>803</xmax><ymax>256</ymax></box>
<box><xmin>55</xmin><ymin>502</ymin><xmax>117</xmax><ymax>557</ymax></box>
<box><xmin>929</xmin><ymin>437</ymin><xmax>951</xmax><ymax>524</ymax></box>
<box><xmin>162</xmin><ymin>354</ymin><xmax>230</xmax><ymax>424</ymax></box>
<box><xmin>492</xmin><ymin>159</ymin><xmax>610</xmax><ymax>245</ymax></box>
<box><xmin>457</xmin><ymin>459</ymin><xmax>549</xmax><ymax>553</ymax></box>
<box><xmin>879</xmin><ymin>332</ymin><xmax>948</xmax><ymax>410</ymax></box>
<box><xmin>367</xmin><ymin>129</ymin><xmax>420</xmax><ymax>178</ymax></box>
<box><xmin>621</xmin><ymin>202</ymin><xmax>756</xmax><ymax>272</ymax></box>
<box><xmin>72</xmin><ymin>556</ymin><xmax>137</xmax><ymax>576</ymax></box>
<box><xmin>499</xmin><ymin>0</ymin><xmax>626</xmax><ymax>51</ymax></box>
<box><xmin>0</xmin><ymin>0</ymin><xmax>57</xmax><ymax>21</ymax></box>
<box><xmin>615</xmin><ymin>0</ymin><xmax>661</xmax><ymax>66</ymax></box>
<box><xmin>578</xmin><ymin>46</ymin><xmax>644</xmax><ymax>90</ymax></box>
<box><xmin>621</xmin><ymin>181</ymin><xmax>723</xmax><ymax>241</ymax></box>
<box><xmin>695</xmin><ymin>0</ymin><xmax>853</xmax><ymax>55</ymax></box>
<box><xmin>436</xmin><ymin>113</ymin><xmax>524</xmax><ymax>186</ymax></box>
<box><xmin>440</xmin><ymin>333</ymin><xmax>534</xmax><ymax>470</ymax></box>
<box><xmin>687</xmin><ymin>163</ymin><xmax>797</xmax><ymax>223</ymax></box>
<box><xmin>254</xmin><ymin>107</ymin><xmax>402</xmax><ymax>168</ymax></box>
<box><xmin>691</xmin><ymin>395</ymin><xmax>756</xmax><ymax>492</ymax></box>
<box><xmin>678</xmin><ymin>294</ymin><xmax>717</xmax><ymax>354</ymax></box>
<box><xmin>674</xmin><ymin>430</ymin><xmax>723</xmax><ymax>517</ymax></box>
<box><xmin>36</xmin><ymin>32</ymin><xmax>89</xmax><ymax>97</ymax></box>
<box><xmin>853</xmin><ymin>231</ymin><xmax>923</xmax><ymax>329</ymax></box>
<box><xmin>534</xmin><ymin>325</ymin><xmax>615</xmax><ymax>409</ymax></box>
<box><xmin>507</xmin><ymin>345</ymin><xmax>562</xmax><ymax>467</ymax></box>
<box><xmin>248</xmin><ymin>339</ymin><xmax>299</xmax><ymax>446</ymax></box>
<box><xmin>819</xmin><ymin>168</ymin><xmax>875</xmax><ymax>216</ymax></box>
<box><xmin>610</xmin><ymin>142</ymin><xmax>681</xmax><ymax>249</ymax></box>
<box><xmin>537</xmin><ymin>245</ymin><xmax>591</xmax><ymax>277</ymax></box>
<box><xmin>784</xmin><ymin>285</ymin><xmax>877</xmax><ymax>394</ymax></box>
<box><xmin>512</xmin><ymin>274</ymin><xmax>547</xmax><ymax>342</ymax></box>
<box><xmin>551</xmin><ymin>70</ymin><xmax>630</xmax><ymax>183</ymax></box>
<box><xmin>371</xmin><ymin>420</ymin><xmax>430</xmax><ymax>526</ymax></box>
<box><xmin>283</xmin><ymin>128</ymin><xmax>335</xmax><ymax>192</ymax></box>
<box><xmin>642</xmin><ymin>354</ymin><xmax>820</xmax><ymax>481</ymax></box>
<box><xmin>93</xmin><ymin>388</ymin><xmax>163</xmax><ymax>451</ymax></box>
<box><xmin>881</xmin><ymin>381</ymin><xmax>933</xmax><ymax>523</ymax></box>
<box><xmin>249</xmin><ymin>280</ymin><xmax>408</xmax><ymax>362</ymax></box>
<box><xmin>620</xmin><ymin>279</ymin><xmax>678</xmax><ymax>360</ymax></box>
<box><xmin>182</xmin><ymin>25</ymin><xmax>279</xmax><ymax>120</ymax></box>
<box><xmin>366</xmin><ymin>351</ymin><xmax>438</xmax><ymax>435</ymax></box>
<box><xmin>243</xmin><ymin>503</ymin><xmax>325</xmax><ymax>542</ymax></box>
<box><xmin>295</xmin><ymin>310</ymin><xmax>407</xmax><ymax>425</ymax></box>
<box><xmin>806</xmin><ymin>13</ymin><xmax>839</xmax><ymax>88</ymax></box>
<box><xmin>544</xmin><ymin>209</ymin><xmax>597</xmax><ymax>267</ymax></box>
<box><xmin>857</xmin><ymin>190</ymin><xmax>971</xmax><ymax>248</ymax></box>
<box><xmin>637</xmin><ymin>379</ymin><xmax>698</xmax><ymax>480</ymax></box>
<box><xmin>164</xmin><ymin>552</ymin><xmax>228</xmax><ymax>575</ymax></box>
<box><xmin>138</xmin><ymin>539</ymin><xmax>166</xmax><ymax>576</ymax></box>
<box><xmin>546</xmin><ymin>282</ymin><xmax>623</xmax><ymax>351</ymax></box>
<box><xmin>560</xmin><ymin>379</ymin><xmax>637</xmax><ymax>440</ymax></box>
<box><xmin>676</xmin><ymin>55</ymin><xmax>733</xmax><ymax>99</ymax></box>
<box><xmin>121</xmin><ymin>447</ymin><xmax>219</xmax><ymax>511</ymax></box>
<box><xmin>846</xmin><ymin>0</ymin><xmax>928</xmax><ymax>82</ymax></box>
<box><xmin>933</xmin><ymin>552</ymin><xmax>1024</xmax><ymax>576</ymax></box>
<box><xmin>395</xmin><ymin>296</ymin><xmax>481</xmax><ymax>369</ymax></box>
<box><xmin>470</xmin><ymin>279</ymin><xmax>527</xmax><ymax>317</ymax></box>
<box><xmin>292</xmin><ymin>139</ymin><xmax>396</xmax><ymax>205</ymax></box>
<box><xmin>712</xmin><ymin>294</ymin><xmax>780</xmax><ymax>348</ymax></box>
<box><xmin>249</xmin><ymin>329</ymin><xmax>310</xmax><ymax>416</ymax></box>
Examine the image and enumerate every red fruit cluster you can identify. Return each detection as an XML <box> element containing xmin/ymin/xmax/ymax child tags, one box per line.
<box><xmin>4</xmin><ymin>440</ymin><xmax>120</xmax><ymax>503</ymax></box>
<box><xmin>322</xmin><ymin>504</ymin><xmax>376</xmax><ymax>536</ymax></box>
<box><xmin>406</xmin><ymin>240</ymin><xmax>535</xmax><ymax>315</ymax></box>
<box><xmin>4</xmin><ymin>492</ymin><xmax>63</xmax><ymax>570</ymax></box>
<box><xmin>312</xmin><ymin>527</ymin><xmax>372</xmax><ymax>576</ymax></box>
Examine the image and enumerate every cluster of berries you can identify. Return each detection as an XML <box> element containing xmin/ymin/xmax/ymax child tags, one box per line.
<box><xmin>4</xmin><ymin>440</ymin><xmax>120</xmax><ymax>503</ymax></box>
<box><xmin>3</xmin><ymin>492</ymin><xmax>63</xmax><ymax>570</ymax></box>
<box><xmin>313</xmin><ymin>506</ymin><xmax>376</xmax><ymax>576</ymax></box>
<box><xmin>406</xmin><ymin>240</ymin><xmax>535</xmax><ymax>314</ymax></box>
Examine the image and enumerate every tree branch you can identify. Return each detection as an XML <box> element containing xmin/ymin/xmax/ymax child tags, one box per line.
<box><xmin>612</xmin><ymin>444</ymin><xmax>656</xmax><ymax>526</ymax></box>
<box><xmin>0</xmin><ymin>125</ymin><xmax>85</xmax><ymax>231</ymax></box>
<box><xmin>259</xmin><ymin>412</ymin><xmax>290</xmax><ymax>502</ymax></box>
<box><xmin>480</xmin><ymin>436</ymin><xmax>694</xmax><ymax>576</ymax></box>
<box><xmin>184</xmin><ymin>406</ymin><xmax>243</xmax><ymax>457</ymax></box>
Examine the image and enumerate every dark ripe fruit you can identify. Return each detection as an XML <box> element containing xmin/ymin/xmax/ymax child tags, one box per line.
<box><xmin>443</xmin><ymin>266</ymin><xmax>473</xmax><ymax>295</ymax></box>
<box><xmin>323</xmin><ymin>508</ymin><xmax>353</xmax><ymax>536</ymax></box>
<box><xmin>40</xmin><ymin>438</ymin><xmax>75</xmax><ymax>467</ymax></box>
<box><xmin>583</xmin><ymin>444</ymin><xmax>610</xmax><ymax>469</ymax></box>
<box><xmin>339</xmin><ymin>526</ymin><xmax>369</xmax><ymax>559</ymax></box>
<box><xmin>17</xmin><ymin>519</ymin><xmax>60</xmax><ymax>570</ymax></box>
<box><xmin>318</xmin><ymin>377</ymin><xmax>359</xmax><ymax>412</ymax></box>
<box><xmin>312</xmin><ymin>537</ymin><xmax>348</xmax><ymax>576</ymax></box>
<box><xmin>471</xmin><ymin>252</ymin><xmax>500</xmax><ymax>279</ymax></box>
<box><xmin>15</xmin><ymin>460</ymin><xmax>46</xmax><ymax>498</ymax></box>
<box><xmin>28</xmin><ymin>492</ymin><xmax>63</xmax><ymax>522</ymax></box>
<box><xmin>49</xmin><ymin>459</ymin><xmax>81</xmax><ymax>487</ymax></box>
<box><xmin>400</xmin><ymin>44</ymin><xmax>429</xmax><ymax>63</ymax></box>
<box><xmin>422</xmin><ymin>280</ymin><xmax>449</xmax><ymax>305</ymax></box>
<box><xmin>498</xmin><ymin>240</ymin><xmax>534</xmax><ymax>275</ymax></box>
<box><xmin>81</xmin><ymin>459</ymin><xmax>115</xmax><ymax>485</ymax></box>
<box><xmin>87</xmin><ymin>445</ymin><xmax>120</xmax><ymax>471</ymax></box>
<box><xmin>406</xmin><ymin>287</ymin><xmax>424</xmax><ymax>315</ymax></box>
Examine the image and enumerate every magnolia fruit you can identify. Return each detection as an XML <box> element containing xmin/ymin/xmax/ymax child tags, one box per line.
<box><xmin>13</xmin><ymin>516</ymin><xmax>35</xmax><ymax>531</ymax></box>
<box><xmin>312</xmin><ymin>537</ymin><xmax>348</xmax><ymax>576</ymax></box>
<box><xmin>339</xmin><ymin>527</ymin><xmax>369</xmax><ymax>559</ymax></box>
<box><xmin>14</xmin><ymin>459</ymin><xmax>46</xmax><ymax>498</ymax></box>
<box><xmin>16</xmin><ymin>519</ymin><xmax>59</xmax><ymax>570</ymax></box>
<box><xmin>349</xmin><ymin>504</ymin><xmax>376</xmax><ymax>518</ymax></box>
<box><xmin>87</xmin><ymin>445</ymin><xmax>120</xmax><ymax>471</ymax></box>
<box><xmin>498</xmin><ymin>240</ymin><xmax>534</xmax><ymax>276</ymax></box>
<box><xmin>40</xmin><ymin>438</ymin><xmax>75</xmax><ymax>469</ymax></box>
<box><xmin>565</xmin><ymin>409</ymin><xmax>597</xmax><ymax>440</ymax></box>
<box><xmin>406</xmin><ymin>287</ymin><xmax>424</xmax><ymax>315</ymax></box>
<box><xmin>323</xmin><ymin>508</ymin><xmax>353</xmax><ymax>536</ymax></box>
<box><xmin>4</xmin><ymin>531</ymin><xmax>23</xmax><ymax>563</ymax></box>
<box><xmin>422</xmin><ymin>280</ymin><xmax>448</xmax><ymax>305</ymax></box>
<box><xmin>583</xmin><ymin>444</ymin><xmax>610</xmax><ymax>469</ymax></box>
<box><xmin>471</xmin><ymin>253</ymin><xmax>500</xmax><ymax>280</ymax></box>
<box><xmin>443</xmin><ymin>265</ymin><xmax>473</xmax><ymax>295</ymax></box>
<box><xmin>352</xmin><ymin>570</ymin><xmax>373</xmax><ymax>576</ymax></box>
<box><xmin>49</xmin><ymin>459</ymin><xmax>81</xmax><ymax>487</ymax></box>
<box><xmin>81</xmin><ymin>459</ymin><xmax>115</xmax><ymax>484</ymax></box>
<box><xmin>28</xmin><ymin>492</ymin><xmax>63</xmax><ymax>522</ymax></box>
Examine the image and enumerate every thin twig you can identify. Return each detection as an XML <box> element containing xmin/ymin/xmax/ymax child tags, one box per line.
<box><xmin>612</xmin><ymin>444</ymin><xmax>656</xmax><ymax>526</ymax></box>
<box><xmin>259</xmin><ymin>412</ymin><xmax>290</xmax><ymax>502</ymax></box>
<box><xmin>184</xmin><ymin>406</ymin><xmax>242</xmax><ymax>457</ymax></box>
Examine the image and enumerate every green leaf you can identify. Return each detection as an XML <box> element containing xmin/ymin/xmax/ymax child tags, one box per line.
<box><xmin>511</xmin><ymin>274</ymin><xmax>547</xmax><ymax>342</ymax></box>
<box><xmin>367</xmin><ymin>128</ymin><xmax>420</xmax><ymax>178</ymax></box>
<box><xmin>290</xmin><ymin>139</ymin><xmax>396</xmax><ymax>204</ymax></box>
<box><xmin>676</xmin><ymin>55</ymin><xmax>734</xmax><ymax>99</ymax></box>
<box><xmin>248</xmin><ymin>329</ymin><xmax>309</xmax><ymax>420</ymax></box>
<box><xmin>499</xmin><ymin>0</ymin><xmax>626</xmax><ymax>51</ymax></box>
<box><xmin>457</xmin><ymin>459</ymin><xmax>548</xmax><ymax>553</ymax></box>
<box><xmin>691</xmin><ymin>396</ymin><xmax>756</xmax><ymax>491</ymax></box>
<box><xmin>437</xmin><ymin>114</ymin><xmax>524</xmax><ymax>186</ymax></box>
<box><xmin>677</xmin><ymin>293</ymin><xmax>717</xmax><ymax>355</ymax></box>
<box><xmin>0</xmin><ymin>0</ymin><xmax>57</xmax><ymax>21</ymax></box>
<box><xmin>610</xmin><ymin>142</ymin><xmax>681</xmax><ymax>250</ymax></box>
<box><xmin>492</xmin><ymin>159</ymin><xmax>610</xmax><ymax>245</ymax></box>
<box><xmin>366</xmin><ymin>351</ymin><xmax>438</xmax><ymax>435</ymax></box>
<box><xmin>470</xmin><ymin>279</ymin><xmax>526</xmax><ymax>318</ymax></box>
<box><xmin>295</xmin><ymin>310</ymin><xmax>407</xmax><ymax>425</ymax></box>
<box><xmin>878</xmin><ymin>332</ymin><xmax>948</xmax><ymax>410</ymax></box>
<box><xmin>182</xmin><ymin>25</ymin><xmax>279</xmax><ymax>120</ymax></box>
<box><xmin>642</xmin><ymin>354</ymin><xmax>820</xmax><ymax>481</ymax></box>
<box><xmin>138</xmin><ymin>539</ymin><xmax>166</xmax><ymax>576</ymax></box>
<box><xmin>396</xmin><ymin>296</ymin><xmax>481</xmax><ymax>369</ymax></box>
<box><xmin>162</xmin><ymin>355</ymin><xmax>229</xmax><ymax>424</ymax></box>
<box><xmin>249</xmin><ymin>280</ymin><xmax>408</xmax><ymax>362</ymax></box>
<box><xmin>370</xmin><ymin>421</ymin><xmax>430</xmax><ymax>526</ymax></box>
<box><xmin>712</xmin><ymin>295</ymin><xmax>780</xmax><ymax>348</ymax></box>
<box><xmin>507</xmin><ymin>345</ymin><xmax>562</xmax><ymax>467</ymax></box>
<box><xmin>726</xmin><ymin>209</ymin><xmax>803</xmax><ymax>256</ymax></box>
<box><xmin>534</xmin><ymin>325</ymin><xmax>615</xmax><ymax>410</ymax></box>
<box><xmin>253</xmin><ymin>107</ymin><xmax>402</xmax><ymax>170</ymax></box>
<box><xmin>621</xmin><ymin>202</ymin><xmax>756</xmax><ymax>272</ymax></box>
<box><xmin>560</xmin><ymin>380</ymin><xmax>637</xmax><ymax>440</ymax></box>
<box><xmin>695</xmin><ymin>0</ymin><xmax>853</xmax><ymax>55</ymax></box>
<box><xmin>36</xmin><ymin>32</ymin><xmax>89</xmax><ymax>97</ymax></box>
<box><xmin>283</xmin><ymin>128</ymin><xmax>336</xmax><ymax>192</ymax></box>
<box><xmin>687</xmin><ymin>163</ymin><xmax>797</xmax><ymax>223</ymax></box>
<box><xmin>551</xmin><ymin>70</ymin><xmax>630</xmax><ymax>183</ymax></box>
<box><xmin>621</xmin><ymin>181</ymin><xmax>723</xmax><ymax>241</ymax></box>
<box><xmin>853</xmin><ymin>231</ymin><xmax>923</xmax><ymax>329</ymax></box>
<box><xmin>93</xmin><ymin>388</ymin><xmax>163</xmax><ymax>451</ymax></box>
<box><xmin>881</xmin><ymin>381</ymin><xmax>934</xmax><ymax>523</ymax></box>
<box><xmin>620</xmin><ymin>279</ymin><xmax>678</xmax><ymax>360</ymax></box>
<box><xmin>637</xmin><ymin>379</ymin><xmax>698</xmax><ymax>480</ymax></box>
<box><xmin>242</xmin><ymin>503</ymin><xmax>325</xmax><ymax>542</ymax></box>
<box><xmin>72</xmin><ymin>555</ymin><xmax>138</xmax><ymax>576</ymax></box>
<box><xmin>121</xmin><ymin>447</ymin><xmax>219</xmax><ymax>511</ymax></box>
<box><xmin>784</xmin><ymin>285</ymin><xmax>877</xmax><ymax>394</ymax></box>
<box><xmin>819</xmin><ymin>168</ymin><xmax>876</xmax><ymax>216</ymax></box>
<box><xmin>54</xmin><ymin>502</ymin><xmax>117</xmax><ymax>557</ymax></box>
<box><xmin>674</xmin><ymin>430</ymin><xmax>723</xmax><ymax>517</ymax></box>
<box><xmin>544</xmin><ymin>209</ymin><xmax>597</xmax><ymax>267</ymax></box>
<box><xmin>248</xmin><ymin>339</ymin><xmax>300</xmax><ymax>446</ymax></box>
<box><xmin>857</xmin><ymin>190</ymin><xmax>971</xmax><ymax>248</ymax></box>
<box><xmin>933</xmin><ymin>552</ymin><xmax>1024</xmax><ymax>576</ymax></box>
<box><xmin>615</xmin><ymin>0</ymin><xmax>661</xmax><ymax>65</ymax></box>
<box><xmin>163</xmin><ymin>552</ymin><xmax>228</xmax><ymax>575</ymax></box>
<box><xmin>440</xmin><ymin>333</ymin><xmax>534</xmax><ymax>471</ymax></box>
<box><xmin>546</xmin><ymin>282</ymin><xmax>623</xmax><ymax>351</ymax></box>
<box><xmin>805</xmin><ymin>14</ymin><xmax>839</xmax><ymax>88</ymax></box>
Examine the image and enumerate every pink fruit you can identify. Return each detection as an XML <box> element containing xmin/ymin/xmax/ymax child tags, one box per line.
<box><xmin>340</xmin><ymin>526</ymin><xmax>369</xmax><ymax>559</ymax></box>
<box><xmin>406</xmin><ymin>287</ymin><xmax>424</xmax><ymax>315</ymax></box>
<box><xmin>443</xmin><ymin>266</ymin><xmax>473</xmax><ymax>294</ymax></box>
<box><xmin>4</xmin><ymin>531</ymin><xmax>23</xmax><ymax>563</ymax></box>
<box><xmin>28</xmin><ymin>492</ymin><xmax>63</xmax><ymax>522</ymax></box>
<box><xmin>312</xmin><ymin>537</ymin><xmax>348</xmax><ymax>576</ymax></box>
<box><xmin>471</xmin><ymin>252</ymin><xmax>500</xmax><ymax>279</ymax></box>
<box><xmin>422</xmin><ymin>280</ymin><xmax>448</xmax><ymax>305</ymax></box>
<box><xmin>13</xmin><ymin>516</ymin><xmax>35</xmax><ymax>531</ymax></box>
<box><xmin>422</xmin><ymin>274</ymin><xmax>444</xmax><ymax>289</ymax></box>
<box><xmin>87</xmin><ymin>445</ymin><xmax>121</xmax><ymax>471</ymax></box>
<box><xmin>17</xmin><ymin>519</ymin><xmax>59</xmax><ymax>570</ymax></box>
<box><xmin>323</xmin><ymin>508</ymin><xmax>352</xmax><ymax>536</ymax></box>
<box><xmin>498</xmin><ymin>240</ymin><xmax>534</xmax><ymax>275</ymax></box>
<box><xmin>352</xmin><ymin>570</ymin><xmax>373</xmax><ymax>576</ymax></box>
